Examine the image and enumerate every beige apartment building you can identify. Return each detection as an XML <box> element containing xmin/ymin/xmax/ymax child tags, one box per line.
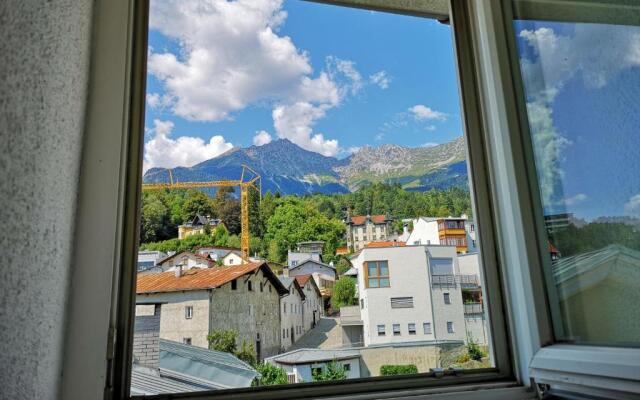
<box><xmin>345</xmin><ymin>214</ymin><xmax>393</xmax><ymax>252</ymax></box>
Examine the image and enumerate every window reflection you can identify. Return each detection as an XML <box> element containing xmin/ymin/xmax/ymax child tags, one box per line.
<box><xmin>514</xmin><ymin>17</ymin><xmax>640</xmax><ymax>346</ymax></box>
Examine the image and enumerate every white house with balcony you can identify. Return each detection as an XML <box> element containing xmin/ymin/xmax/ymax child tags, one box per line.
<box><xmin>350</xmin><ymin>244</ymin><xmax>471</xmax><ymax>347</ymax></box>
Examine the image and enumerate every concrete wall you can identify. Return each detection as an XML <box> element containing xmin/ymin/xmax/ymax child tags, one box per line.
<box><xmin>464</xmin><ymin>317</ymin><xmax>489</xmax><ymax>345</ymax></box>
<box><xmin>138</xmin><ymin>291</ymin><xmax>211</xmax><ymax>349</ymax></box>
<box><xmin>210</xmin><ymin>270</ymin><xmax>281</xmax><ymax>360</ymax></box>
<box><xmin>0</xmin><ymin>1</ymin><xmax>93</xmax><ymax>399</ymax></box>
<box><xmin>359</xmin><ymin>344</ymin><xmax>440</xmax><ymax>376</ymax></box>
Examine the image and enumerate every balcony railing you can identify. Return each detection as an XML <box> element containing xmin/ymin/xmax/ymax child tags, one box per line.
<box><xmin>464</xmin><ymin>302</ymin><xmax>484</xmax><ymax>315</ymax></box>
<box><xmin>430</xmin><ymin>274</ymin><xmax>480</xmax><ymax>288</ymax></box>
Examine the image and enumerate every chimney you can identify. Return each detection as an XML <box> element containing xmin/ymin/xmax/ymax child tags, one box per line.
<box><xmin>132</xmin><ymin>304</ymin><xmax>161</xmax><ymax>369</ymax></box>
<box><xmin>175</xmin><ymin>262</ymin><xmax>183</xmax><ymax>278</ymax></box>
<box><xmin>403</xmin><ymin>225</ymin><xmax>409</xmax><ymax>236</ymax></box>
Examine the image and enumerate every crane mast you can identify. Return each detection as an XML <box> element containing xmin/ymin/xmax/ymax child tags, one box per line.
<box><xmin>141</xmin><ymin>165</ymin><xmax>261</xmax><ymax>261</ymax></box>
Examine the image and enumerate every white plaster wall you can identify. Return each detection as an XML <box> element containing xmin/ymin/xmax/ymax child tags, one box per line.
<box><xmin>280</xmin><ymin>286</ymin><xmax>305</xmax><ymax>350</ymax></box>
<box><xmin>223</xmin><ymin>252</ymin><xmax>243</xmax><ymax>266</ymax></box>
<box><xmin>0</xmin><ymin>1</ymin><xmax>92</xmax><ymax>399</ymax></box>
<box><xmin>355</xmin><ymin>246</ymin><xmax>436</xmax><ymax>346</ymax></box>
<box><xmin>141</xmin><ymin>291</ymin><xmax>211</xmax><ymax>349</ymax></box>
<box><xmin>302</xmin><ymin>284</ymin><xmax>323</xmax><ymax>331</ymax></box>
<box><xmin>407</xmin><ymin>219</ymin><xmax>441</xmax><ymax>246</ymax></box>
<box><xmin>458</xmin><ymin>252</ymin><xmax>481</xmax><ymax>276</ymax></box>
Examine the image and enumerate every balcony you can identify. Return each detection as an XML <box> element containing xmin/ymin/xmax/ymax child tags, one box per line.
<box><xmin>464</xmin><ymin>302</ymin><xmax>484</xmax><ymax>316</ymax></box>
<box><xmin>430</xmin><ymin>274</ymin><xmax>480</xmax><ymax>288</ymax></box>
<box><xmin>339</xmin><ymin>305</ymin><xmax>363</xmax><ymax>326</ymax></box>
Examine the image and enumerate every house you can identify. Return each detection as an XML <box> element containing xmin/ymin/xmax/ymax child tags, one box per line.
<box><xmin>278</xmin><ymin>277</ymin><xmax>306</xmax><ymax>351</ymax></box>
<box><xmin>407</xmin><ymin>216</ymin><xmax>477</xmax><ymax>254</ymax></box>
<box><xmin>137</xmin><ymin>250</ymin><xmax>167</xmax><ymax>272</ymax></box>
<box><xmin>178</xmin><ymin>214</ymin><xmax>223</xmax><ymax>239</ymax></box>
<box><xmin>196</xmin><ymin>246</ymin><xmax>244</xmax><ymax>266</ymax></box>
<box><xmin>154</xmin><ymin>251</ymin><xmax>214</xmax><ymax>273</ymax></box>
<box><xmin>345</xmin><ymin>214</ymin><xmax>393</xmax><ymax>252</ymax></box>
<box><xmin>285</xmin><ymin>258</ymin><xmax>336</xmax><ymax>299</ymax></box>
<box><xmin>131</xmin><ymin>304</ymin><xmax>258</xmax><ymax>394</ymax></box>
<box><xmin>136</xmin><ymin>262</ymin><xmax>288</xmax><ymax>360</ymax></box>
<box><xmin>294</xmin><ymin>275</ymin><xmax>324</xmax><ymax>331</ymax></box>
<box><xmin>287</xmin><ymin>241</ymin><xmax>324</xmax><ymax>268</ymax></box>
<box><xmin>266</xmin><ymin>348</ymin><xmax>362</xmax><ymax>383</ymax></box>
<box><xmin>350</xmin><ymin>244</ymin><xmax>470</xmax><ymax>347</ymax></box>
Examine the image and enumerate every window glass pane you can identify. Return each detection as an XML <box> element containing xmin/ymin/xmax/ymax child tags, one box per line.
<box><xmin>131</xmin><ymin>0</ymin><xmax>495</xmax><ymax>394</ymax></box>
<box><xmin>513</xmin><ymin>11</ymin><xmax>640</xmax><ymax>346</ymax></box>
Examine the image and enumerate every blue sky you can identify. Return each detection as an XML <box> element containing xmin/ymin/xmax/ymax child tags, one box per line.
<box><xmin>143</xmin><ymin>0</ymin><xmax>462</xmax><ymax>171</ymax></box>
<box><xmin>514</xmin><ymin>20</ymin><xmax>640</xmax><ymax>221</ymax></box>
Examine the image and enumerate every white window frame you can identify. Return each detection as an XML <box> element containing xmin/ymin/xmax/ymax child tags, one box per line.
<box><xmin>184</xmin><ymin>305</ymin><xmax>193</xmax><ymax>320</ymax></box>
<box><xmin>65</xmin><ymin>0</ymin><xmax>632</xmax><ymax>399</ymax></box>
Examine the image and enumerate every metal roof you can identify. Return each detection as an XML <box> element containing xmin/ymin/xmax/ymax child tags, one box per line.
<box><xmin>130</xmin><ymin>365</ymin><xmax>216</xmax><ymax>396</ymax></box>
<box><xmin>266</xmin><ymin>348</ymin><xmax>360</xmax><ymax>365</ymax></box>
<box><xmin>159</xmin><ymin>339</ymin><xmax>258</xmax><ymax>389</ymax></box>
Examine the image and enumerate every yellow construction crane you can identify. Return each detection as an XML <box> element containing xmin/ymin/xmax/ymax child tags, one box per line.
<box><xmin>142</xmin><ymin>165</ymin><xmax>261</xmax><ymax>261</ymax></box>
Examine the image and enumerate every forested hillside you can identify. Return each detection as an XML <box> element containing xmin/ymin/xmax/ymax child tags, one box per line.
<box><xmin>139</xmin><ymin>183</ymin><xmax>473</xmax><ymax>263</ymax></box>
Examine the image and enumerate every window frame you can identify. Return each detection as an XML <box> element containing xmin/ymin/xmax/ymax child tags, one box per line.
<box><xmin>67</xmin><ymin>0</ymin><xmax>543</xmax><ymax>399</ymax></box>
<box><xmin>363</xmin><ymin>260</ymin><xmax>390</xmax><ymax>288</ymax></box>
<box><xmin>184</xmin><ymin>306</ymin><xmax>193</xmax><ymax>320</ymax></box>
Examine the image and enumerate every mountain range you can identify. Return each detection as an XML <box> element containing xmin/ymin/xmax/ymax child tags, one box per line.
<box><xmin>143</xmin><ymin>137</ymin><xmax>469</xmax><ymax>195</ymax></box>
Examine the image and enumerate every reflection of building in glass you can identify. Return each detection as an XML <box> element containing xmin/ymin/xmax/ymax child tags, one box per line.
<box><xmin>552</xmin><ymin>244</ymin><xmax>640</xmax><ymax>344</ymax></box>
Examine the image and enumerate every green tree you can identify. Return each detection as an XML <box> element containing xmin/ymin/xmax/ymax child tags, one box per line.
<box><xmin>140</xmin><ymin>197</ymin><xmax>168</xmax><ymax>243</ymax></box>
<box><xmin>379</xmin><ymin>364</ymin><xmax>418</xmax><ymax>376</ymax></box>
<box><xmin>331</xmin><ymin>277</ymin><xmax>357</xmax><ymax>309</ymax></box>
<box><xmin>182</xmin><ymin>189</ymin><xmax>215</xmax><ymax>221</ymax></box>
<box><xmin>252</xmin><ymin>363</ymin><xmax>288</xmax><ymax>386</ymax></box>
<box><xmin>312</xmin><ymin>361</ymin><xmax>347</xmax><ymax>382</ymax></box>
<box><xmin>207</xmin><ymin>330</ymin><xmax>238</xmax><ymax>353</ymax></box>
<box><xmin>335</xmin><ymin>258</ymin><xmax>352</xmax><ymax>276</ymax></box>
<box><xmin>235</xmin><ymin>339</ymin><xmax>257</xmax><ymax>366</ymax></box>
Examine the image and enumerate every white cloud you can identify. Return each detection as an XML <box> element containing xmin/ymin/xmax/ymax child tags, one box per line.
<box><xmin>624</xmin><ymin>194</ymin><xmax>640</xmax><ymax>216</ymax></box>
<box><xmin>252</xmin><ymin>130</ymin><xmax>273</xmax><ymax>146</ymax></box>
<box><xmin>326</xmin><ymin>56</ymin><xmax>363</xmax><ymax>95</ymax></box>
<box><xmin>347</xmin><ymin>146</ymin><xmax>361</xmax><ymax>154</ymax></box>
<box><xmin>143</xmin><ymin>119</ymin><xmax>233</xmax><ymax>172</ymax></box>
<box><xmin>425</xmin><ymin>125</ymin><xmax>436</xmax><ymax>131</ymax></box>
<box><xmin>374</xmin><ymin>132</ymin><xmax>385</xmax><ymax>141</ymax></box>
<box><xmin>519</xmin><ymin>25</ymin><xmax>640</xmax><ymax>101</ymax></box>
<box><xmin>369</xmin><ymin>70</ymin><xmax>390</xmax><ymax>89</ymax></box>
<box><xmin>422</xmin><ymin>142</ymin><xmax>438</xmax><ymax>148</ymax></box>
<box><xmin>146</xmin><ymin>92</ymin><xmax>173</xmax><ymax>109</ymax></box>
<box><xmin>272</xmin><ymin>102</ymin><xmax>338</xmax><ymax>156</ymax></box>
<box><xmin>564</xmin><ymin>193</ymin><xmax>587</xmax><ymax>206</ymax></box>
<box><xmin>408</xmin><ymin>104</ymin><xmax>447</xmax><ymax>121</ymax></box>
<box><xmin>147</xmin><ymin>0</ymin><xmax>367</xmax><ymax>157</ymax></box>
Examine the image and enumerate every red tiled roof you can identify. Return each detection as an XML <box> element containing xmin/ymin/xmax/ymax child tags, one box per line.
<box><xmin>349</xmin><ymin>215</ymin><xmax>387</xmax><ymax>225</ymax></box>
<box><xmin>294</xmin><ymin>274</ymin><xmax>312</xmax><ymax>285</ymax></box>
<box><xmin>335</xmin><ymin>246</ymin><xmax>349</xmax><ymax>255</ymax></box>
<box><xmin>137</xmin><ymin>262</ymin><xmax>286</xmax><ymax>294</ymax></box>
<box><xmin>364</xmin><ymin>240</ymin><xmax>406</xmax><ymax>248</ymax></box>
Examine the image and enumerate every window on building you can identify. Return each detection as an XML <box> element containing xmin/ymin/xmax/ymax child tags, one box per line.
<box><xmin>183</xmin><ymin>338</ymin><xmax>192</xmax><ymax>345</ymax></box>
<box><xmin>343</xmin><ymin>364</ymin><xmax>351</xmax><ymax>372</ymax></box>
<box><xmin>360</xmin><ymin>298</ymin><xmax>365</xmax><ymax>309</ymax></box>
<box><xmin>423</xmin><ymin>322</ymin><xmax>432</xmax><ymax>334</ymax></box>
<box><xmin>444</xmin><ymin>293</ymin><xmax>451</xmax><ymax>304</ymax></box>
<box><xmin>311</xmin><ymin>367</ymin><xmax>323</xmax><ymax>376</ymax></box>
<box><xmin>260</xmin><ymin>282</ymin><xmax>263</xmax><ymax>292</ymax></box>
<box><xmin>447</xmin><ymin>322</ymin><xmax>455</xmax><ymax>333</ymax></box>
<box><xmin>283</xmin><ymin>303</ymin><xmax>287</xmax><ymax>314</ymax></box>
<box><xmin>365</xmin><ymin>261</ymin><xmax>390</xmax><ymax>288</ymax></box>
<box><xmin>377</xmin><ymin>325</ymin><xmax>386</xmax><ymax>336</ymax></box>
<box><xmin>231</xmin><ymin>279</ymin><xmax>237</xmax><ymax>291</ymax></box>
<box><xmin>268</xmin><ymin>284</ymin><xmax>271</xmax><ymax>293</ymax></box>
<box><xmin>408</xmin><ymin>323</ymin><xmax>416</xmax><ymax>335</ymax></box>
<box><xmin>282</xmin><ymin>329</ymin><xmax>285</xmax><ymax>339</ymax></box>
<box><xmin>248</xmin><ymin>280</ymin><xmax>253</xmax><ymax>291</ymax></box>
<box><xmin>228</xmin><ymin>258</ymin><xmax>234</xmax><ymax>264</ymax></box>
<box><xmin>390</xmin><ymin>297</ymin><xmax>414</xmax><ymax>308</ymax></box>
<box><xmin>185</xmin><ymin>306</ymin><xmax>193</xmax><ymax>319</ymax></box>
<box><xmin>393</xmin><ymin>324</ymin><xmax>401</xmax><ymax>336</ymax></box>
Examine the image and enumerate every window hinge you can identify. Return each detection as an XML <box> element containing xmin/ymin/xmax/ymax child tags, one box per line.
<box><xmin>531</xmin><ymin>378</ymin><xmax>551</xmax><ymax>399</ymax></box>
<box><xmin>106</xmin><ymin>325</ymin><xmax>116</xmax><ymax>361</ymax></box>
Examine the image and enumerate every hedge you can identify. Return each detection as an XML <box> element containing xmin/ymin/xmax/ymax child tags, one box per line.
<box><xmin>379</xmin><ymin>364</ymin><xmax>418</xmax><ymax>376</ymax></box>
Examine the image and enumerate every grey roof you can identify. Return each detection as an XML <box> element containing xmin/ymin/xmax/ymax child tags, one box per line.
<box><xmin>266</xmin><ymin>348</ymin><xmax>360</xmax><ymax>365</ymax></box>
<box><xmin>343</xmin><ymin>267</ymin><xmax>358</xmax><ymax>276</ymax></box>
<box><xmin>278</xmin><ymin>276</ymin><xmax>295</xmax><ymax>288</ymax></box>
<box><xmin>130</xmin><ymin>365</ymin><xmax>216</xmax><ymax>396</ymax></box>
<box><xmin>291</xmin><ymin>258</ymin><xmax>335</xmax><ymax>271</ymax></box>
<box><xmin>159</xmin><ymin>339</ymin><xmax>258</xmax><ymax>389</ymax></box>
<box><xmin>552</xmin><ymin>244</ymin><xmax>640</xmax><ymax>284</ymax></box>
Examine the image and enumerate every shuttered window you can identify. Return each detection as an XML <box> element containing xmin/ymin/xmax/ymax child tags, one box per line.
<box><xmin>390</xmin><ymin>297</ymin><xmax>414</xmax><ymax>308</ymax></box>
